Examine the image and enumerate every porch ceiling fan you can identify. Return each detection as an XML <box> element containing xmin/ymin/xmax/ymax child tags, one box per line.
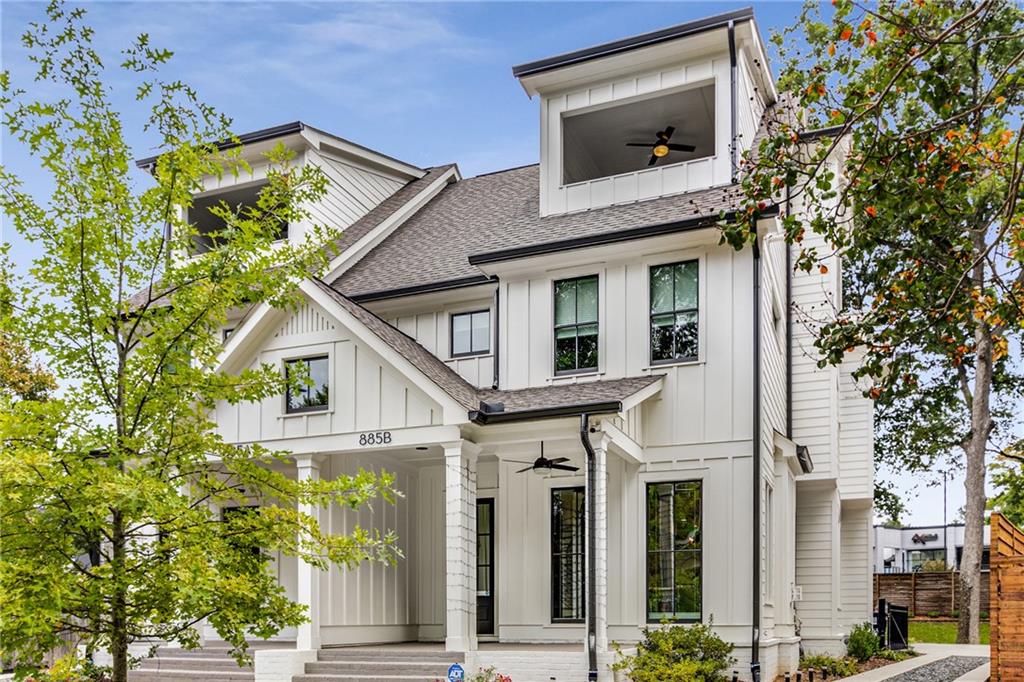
<box><xmin>509</xmin><ymin>442</ymin><xmax>579</xmax><ymax>474</ymax></box>
<box><xmin>625</xmin><ymin>125</ymin><xmax>696</xmax><ymax>166</ymax></box>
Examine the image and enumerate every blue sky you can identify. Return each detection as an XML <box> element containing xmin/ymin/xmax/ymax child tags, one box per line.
<box><xmin>0</xmin><ymin>1</ymin><xmax>976</xmax><ymax>526</ymax></box>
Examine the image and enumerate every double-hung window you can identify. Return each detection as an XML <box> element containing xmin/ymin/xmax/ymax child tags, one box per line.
<box><xmin>285</xmin><ymin>356</ymin><xmax>329</xmax><ymax>414</ymax></box>
<box><xmin>551</xmin><ymin>487</ymin><xmax>586</xmax><ymax>622</ymax></box>
<box><xmin>554</xmin><ymin>275</ymin><xmax>598</xmax><ymax>374</ymax></box>
<box><xmin>451</xmin><ymin>310</ymin><xmax>490</xmax><ymax>357</ymax></box>
<box><xmin>646</xmin><ymin>480</ymin><xmax>702</xmax><ymax>622</ymax></box>
<box><xmin>650</xmin><ymin>260</ymin><xmax>698</xmax><ymax>363</ymax></box>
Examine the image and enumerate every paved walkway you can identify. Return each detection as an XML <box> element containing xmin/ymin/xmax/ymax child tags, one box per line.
<box><xmin>840</xmin><ymin>644</ymin><xmax>990</xmax><ymax>681</ymax></box>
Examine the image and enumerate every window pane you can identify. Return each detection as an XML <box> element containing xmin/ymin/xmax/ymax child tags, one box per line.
<box><xmin>674</xmin><ymin>261</ymin><xmax>698</xmax><ymax>310</ymax></box>
<box><xmin>576</xmin><ymin>277</ymin><xmax>598</xmax><ymax>323</ymax></box>
<box><xmin>307</xmin><ymin>357</ymin><xmax>329</xmax><ymax>408</ymax></box>
<box><xmin>646</xmin><ymin>481</ymin><xmax>702</xmax><ymax>621</ymax></box>
<box><xmin>674</xmin><ymin>311</ymin><xmax>699</xmax><ymax>360</ymax></box>
<box><xmin>471</xmin><ymin>312</ymin><xmax>490</xmax><ymax>353</ymax></box>
<box><xmin>651</xmin><ymin>314</ymin><xmax>675</xmax><ymax>361</ymax></box>
<box><xmin>452</xmin><ymin>313</ymin><xmax>472</xmax><ymax>355</ymax></box>
<box><xmin>554</xmin><ymin>280</ymin><xmax>577</xmax><ymax>326</ymax></box>
<box><xmin>555</xmin><ymin>327</ymin><xmax>577</xmax><ymax>372</ymax></box>
<box><xmin>650</xmin><ymin>265</ymin><xmax>674</xmax><ymax>314</ymax></box>
<box><xmin>577</xmin><ymin>324</ymin><xmax>598</xmax><ymax>370</ymax></box>
<box><xmin>552</xmin><ymin>488</ymin><xmax>585</xmax><ymax>621</ymax></box>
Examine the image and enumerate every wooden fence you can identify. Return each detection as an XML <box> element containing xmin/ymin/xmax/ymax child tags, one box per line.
<box><xmin>873</xmin><ymin>570</ymin><xmax>990</xmax><ymax>618</ymax></box>
<box><xmin>990</xmin><ymin>513</ymin><xmax>1024</xmax><ymax>682</ymax></box>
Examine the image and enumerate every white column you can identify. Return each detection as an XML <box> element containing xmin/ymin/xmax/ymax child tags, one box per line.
<box><xmin>591</xmin><ymin>435</ymin><xmax>609</xmax><ymax>652</ymax></box>
<box><xmin>444</xmin><ymin>440</ymin><xmax>479</xmax><ymax>652</ymax></box>
<box><xmin>295</xmin><ymin>455</ymin><xmax>321</xmax><ymax>651</ymax></box>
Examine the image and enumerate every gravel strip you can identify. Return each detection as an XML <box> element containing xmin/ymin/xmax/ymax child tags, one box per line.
<box><xmin>883</xmin><ymin>656</ymin><xmax>988</xmax><ymax>682</ymax></box>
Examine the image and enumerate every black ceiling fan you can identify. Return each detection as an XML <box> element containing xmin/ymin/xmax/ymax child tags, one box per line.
<box><xmin>510</xmin><ymin>442</ymin><xmax>579</xmax><ymax>475</ymax></box>
<box><xmin>625</xmin><ymin>126</ymin><xmax>696</xmax><ymax>166</ymax></box>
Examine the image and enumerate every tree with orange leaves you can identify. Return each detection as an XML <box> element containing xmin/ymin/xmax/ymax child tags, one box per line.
<box><xmin>725</xmin><ymin>0</ymin><xmax>1024</xmax><ymax>644</ymax></box>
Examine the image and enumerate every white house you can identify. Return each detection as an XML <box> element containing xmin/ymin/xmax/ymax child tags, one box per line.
<box><xmin>140</xmin><ymin>9</ymin><xmax>874</xmax><ymax>682</ymax></box>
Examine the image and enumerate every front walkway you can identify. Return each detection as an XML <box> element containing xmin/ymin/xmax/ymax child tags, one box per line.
<box><xmin>841</xmin><ymin>644</ymin><xmax>990</xmax><ymax>681</ymax></box>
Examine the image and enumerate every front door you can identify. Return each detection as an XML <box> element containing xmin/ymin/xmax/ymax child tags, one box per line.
<box><xmin>477</xmin><ymin>498</ymin><xmax>495</xmax><ymax>635</ymax></box>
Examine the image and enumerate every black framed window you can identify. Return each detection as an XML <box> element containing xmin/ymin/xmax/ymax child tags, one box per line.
<box><xmin>451</xmin><ymin>310</ymin><xmax>490</xmax><ymax>357</ymax></box>
<box><xmin>646</xmin><ymin>480</ymin><xmax>702</xmax><ymax>622</ymax></box>
<box><xmin>554</xmin><ymin>275</ymin><xmax>598</xmax><ymax>374</ymax></box>
<box><xmin>285</xmin><ymin>356</ymin><xmax>329</xmax><ymax>413</ymax></box>
<box><xmin>650</xmin><ymin>260</ymin><xmax>698</xmax><ymax>363</ymax></box>
<box><xmin>552</xmin><ymin>487</ymin><xmax>586</xmax><ymax>622</ymax></box>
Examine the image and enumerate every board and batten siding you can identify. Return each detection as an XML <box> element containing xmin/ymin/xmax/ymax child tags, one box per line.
<box><xmin>498</xmin><ymin>241</ymin><xmax>753</xmax><ymax>452</ymax></box>
<box><xmin>386</xmin><ymin>298</ymin><xmax>496</xmax><ymax>389</ymax></box>
<box><xmin>215</xmin><ymin>299</ymin><xmax>443</xmax><ymax>444</ymax></box>
<box><xmin>539</xmin><ymin>54</ymin><xmax>732</xmax><ymax>216</ymax></box>
<box><xmin>320</xmin><ymin>454</ymin><xmax>419</xmax><ymax>645</ymax></box>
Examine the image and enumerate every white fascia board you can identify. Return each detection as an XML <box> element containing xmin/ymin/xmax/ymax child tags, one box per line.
<box><xmin>324</xmin><ymin>165</ymin><xmax>460</xmax><ymax>282</ymax></box>
<box><xmin>620</xmin><ymin>376</ymin><xmax>665</xmax><ymax>413</ymax></box>
<box><xmin>298</xmin><ymin>279</ymin><xmax>469</xmax><ymax>425</ymax></box>
<box><xmin>773</xmin><ymin>430</ymin><xmax>805</xmax><ymax>478</ymax></box>
<box><xmin>299</xmin><ymin>125</ymin><xmax>424</xmax><ymax>181</ymax></box>
<box><xmin>216</xmin><ymin>301</ymin><xmax>284</xmax><ymax>375</ymax></box>
<box><xmin>736</xmin><ymin>19</ymin><xmax>778</xmax><ymax>104</ymax></box>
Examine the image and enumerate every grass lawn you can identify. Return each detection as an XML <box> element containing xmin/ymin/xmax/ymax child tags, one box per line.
<box><xmin>909</xmin><ymin>620</ymin><xmax>990</xmax><ymax>644</ymax></box>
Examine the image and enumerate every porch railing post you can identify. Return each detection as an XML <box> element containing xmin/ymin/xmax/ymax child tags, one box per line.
<box><xmin>295</xmin><ymin>454</ymin><xmax>322</xmax><ymax>651</ymax></box>
<box><xmin>444</xmin><ymin>440</ymin><xmax>480</xmax><ymax>652</ymax></box>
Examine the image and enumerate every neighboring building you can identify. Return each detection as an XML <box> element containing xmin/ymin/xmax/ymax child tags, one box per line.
<box><xmin>873</xmin><ymin>524</ymin><xmax>992</xmax><ymax>573</ymax></box>
<box><xmin>141</xmin><ymin>8</ymin><xmax>874</xmax><ymax>682</ymax></box>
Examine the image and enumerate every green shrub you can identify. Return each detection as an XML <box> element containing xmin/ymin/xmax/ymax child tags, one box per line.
<box><xmin>846</xmin><ymin>622</ymin><xmax>880</xmax><ymax>662</ymax></box>
<box><xmin>612</xmin><ymin>622</ymin><xmax>735</xmax><ymax>682</ymax></box>
<box><xmin>876</xmin><ymin>648</ymin><xmax>915</xmax><ymax>662</ymax></box>
<box><xmin>799</xmin><ymin>654</ymin><xmax>858</xmax><ymax>677</ymax></box>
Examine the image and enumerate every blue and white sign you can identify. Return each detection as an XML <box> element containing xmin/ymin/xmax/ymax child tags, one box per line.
<box><xmin>447</xmin><ymin>663</ymin><xmax>465</xmax><ymax>682</ymax></box>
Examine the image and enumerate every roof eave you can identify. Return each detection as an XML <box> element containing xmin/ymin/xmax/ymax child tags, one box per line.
<box><xmin>469</xmin><ymin>400</ymin><xmax>623</xmax><ymax>425</ymax></box>
<box><xmin>135</xmin><ymin>121</ymin><xmax>305</xmax><ymax>170</ymax></box>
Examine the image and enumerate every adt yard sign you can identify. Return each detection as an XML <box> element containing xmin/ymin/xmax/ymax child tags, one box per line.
<box><xmin>447</xmin><ymin>663</ymin><xmax>465</xmax><ymax>682</ymax></box>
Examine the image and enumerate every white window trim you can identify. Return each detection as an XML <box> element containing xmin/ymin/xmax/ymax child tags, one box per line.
<box><xmin>277</xmin><ymin>343</ymin><xmax>334</xmax><ymax>419</ymax></box>
<box><xmin>641</xmin><ymin>250</ymin><xmax>708</xmax><ymax>370</ymax></box>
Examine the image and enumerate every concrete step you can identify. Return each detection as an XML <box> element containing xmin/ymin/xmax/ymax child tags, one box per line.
<box><xmin>137</xmin><ymin>657</ymin><xmax>254</xmax><ymax>671</ymax></box>
<box><xmin>126</xmin><ymin>667</ymin><xmax>252</xmax><ymax>675</ymax></box>
<box><xmin>305</xmin><ymin>661</ymin><xmax>451</xmax><ymax>676</ymax></box>
<box><xmin>317</xmin><ymin>649</ymin><xmax>463</xmax><ymax>663</ymax></box>
<box><xmin>294</xmin><ymin>676</ymin><xmax>447</xmax><ymax>682</ymax></box>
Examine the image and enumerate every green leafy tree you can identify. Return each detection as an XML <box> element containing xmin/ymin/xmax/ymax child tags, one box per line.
<box><xmin>726</xmin><ymin>0</ymin><xmax>1024</xmax><ymax>643</ymax></box>
<box><xmin>0</xmin><ymin>4</ymin><xmax>398</xmax><ymax>680</ymax></box>
<box><xmin>990</xmin><ymin>462</ymin><xmax>1024</xmax><ymax>527</ymax></box>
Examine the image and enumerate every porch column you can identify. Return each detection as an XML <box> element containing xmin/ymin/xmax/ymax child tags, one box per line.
<box><xmin>590</xmin><ymin>434</ymin><xmax>610</xmax><ymax>652</ymax></box>
<box><xmin>295</xmin><ymin>454</ymin><xmax>321</xmax><ymax>651</ymax></box>
<box><xmin>443</xmin><ymin>440</ymin><xmax>479</xmax><ymax>652</ymax></box>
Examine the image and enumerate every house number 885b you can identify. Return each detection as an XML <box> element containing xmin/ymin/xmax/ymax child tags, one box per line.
<box><xmin>358</xmin><ymin>431</ymin><xmax>392</xmax><ymax>446</ymax></box>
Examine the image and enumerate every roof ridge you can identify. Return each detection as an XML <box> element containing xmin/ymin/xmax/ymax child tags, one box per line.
<box><xmin>468</xmin><ymin>163</ymin><xmax>540</xmax><ymax>179</ymax></box>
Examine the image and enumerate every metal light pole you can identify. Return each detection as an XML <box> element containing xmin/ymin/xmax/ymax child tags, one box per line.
<box><xmin>943</xmin><ymin>471</ymin><xmax>949</xmax><ymax>569</ymax></box>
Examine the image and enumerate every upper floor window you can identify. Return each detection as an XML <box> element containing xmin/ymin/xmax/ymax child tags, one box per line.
<box><xmin>554</xmin><ymin>275</ymin><xmax>598</xmax><ymax>374</ymax></box>
<box><xmin>561</xmin><ymin>85</ymin><xmax>715</xmax><ymax>185</ymax></box>
<box><xmin>285</xmin><ymin>356</ymin><xmax>329</xmax><ymax>414</ymax></box>
<box><xmin>650</xmin><ymin>260</ymin><xmax>698</xmax><ymax>364</ymax></box>
<box><xmin>189</xmin><ymin>181</ymin><xmax>287</xmax><ymax>253</ymax></box>
<box><xmin>451</xmin><ymin>310</ymin><xmax>490</xmax><ymax>357</ymax></box>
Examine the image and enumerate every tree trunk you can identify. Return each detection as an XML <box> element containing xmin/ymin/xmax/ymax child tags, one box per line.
<box><xmin>957</xmin><ymin>305</ymin><xmax>993</xmax><ymax>644</ymax></box>
<box><xmin>111</xmin><ymin>510</ymin><xmax>129</xmax><ymax>682</ymax></box>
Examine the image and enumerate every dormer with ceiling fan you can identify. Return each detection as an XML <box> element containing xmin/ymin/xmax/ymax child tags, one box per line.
<box><xmin>513</xmin><ymin>8</ymin><xmax>775</xmax><ymax>217</ymax></box>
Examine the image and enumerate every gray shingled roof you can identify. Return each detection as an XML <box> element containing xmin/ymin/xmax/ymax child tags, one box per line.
<box><xmin>333</xmin><ymin>165</ymin><xmax>749</xmax><ymax>298</ymax></box>
<box><xmin>312</xmin><ymin>279</ymin><xmax>662</xmax><ymax>418</ymax></box>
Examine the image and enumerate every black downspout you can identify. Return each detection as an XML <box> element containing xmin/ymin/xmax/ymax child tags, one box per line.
<box><xmin>728</xmin><ymin>20</ymin><xmax>739</xmax><ymax>183</ymax></box>
<box><xmin>492</xmin><ymin>281</ymin><xmax>501</xmax><ymax>390</ymax></box>
<box><xmin>785</xmin><ymin>185</ymin><xmax>793</xmax><ymax>439</ymax></box>
<box><xmin>751</xmin><ymin>236</ymin><xmax>762</xmax><ymax>682</ymax></box>
<box><xmin>581</xmin><ymin>413</ymin><xmax>598</xmax><ymax>681</ymax></box>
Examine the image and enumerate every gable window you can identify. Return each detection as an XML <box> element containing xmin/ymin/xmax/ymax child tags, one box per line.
<box><xmin>285</xmin><ymin>356</ymin><xmax>329</xmax><ymax>414</ymax></box>
<box><xmin>451</xmin><ymin>310</ymin><xmax>490</xmax><ymax>357</ymax></box>
<box><xmin>647</xmin><ymin>480</ymin><xmax>702</xmax><ymax>622</ymax></box>
<box><xmin>554</xmin><ymin>275</ymin><xmax>598</xmax><ymax>374</ymax></box>
<box><xmin>650</xmin><ymin>260</ymin><xmax>698</xmax><ymax>364</ymax></box>
<box><xmin>551</xmin><ymin>487</ymin><xmax>586</xmax><ymax>622</ymax></box>
<box><xmin>189</xmin><ymin>181</ymin><xmax>287</xmax><ymax>253</ymax></box>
